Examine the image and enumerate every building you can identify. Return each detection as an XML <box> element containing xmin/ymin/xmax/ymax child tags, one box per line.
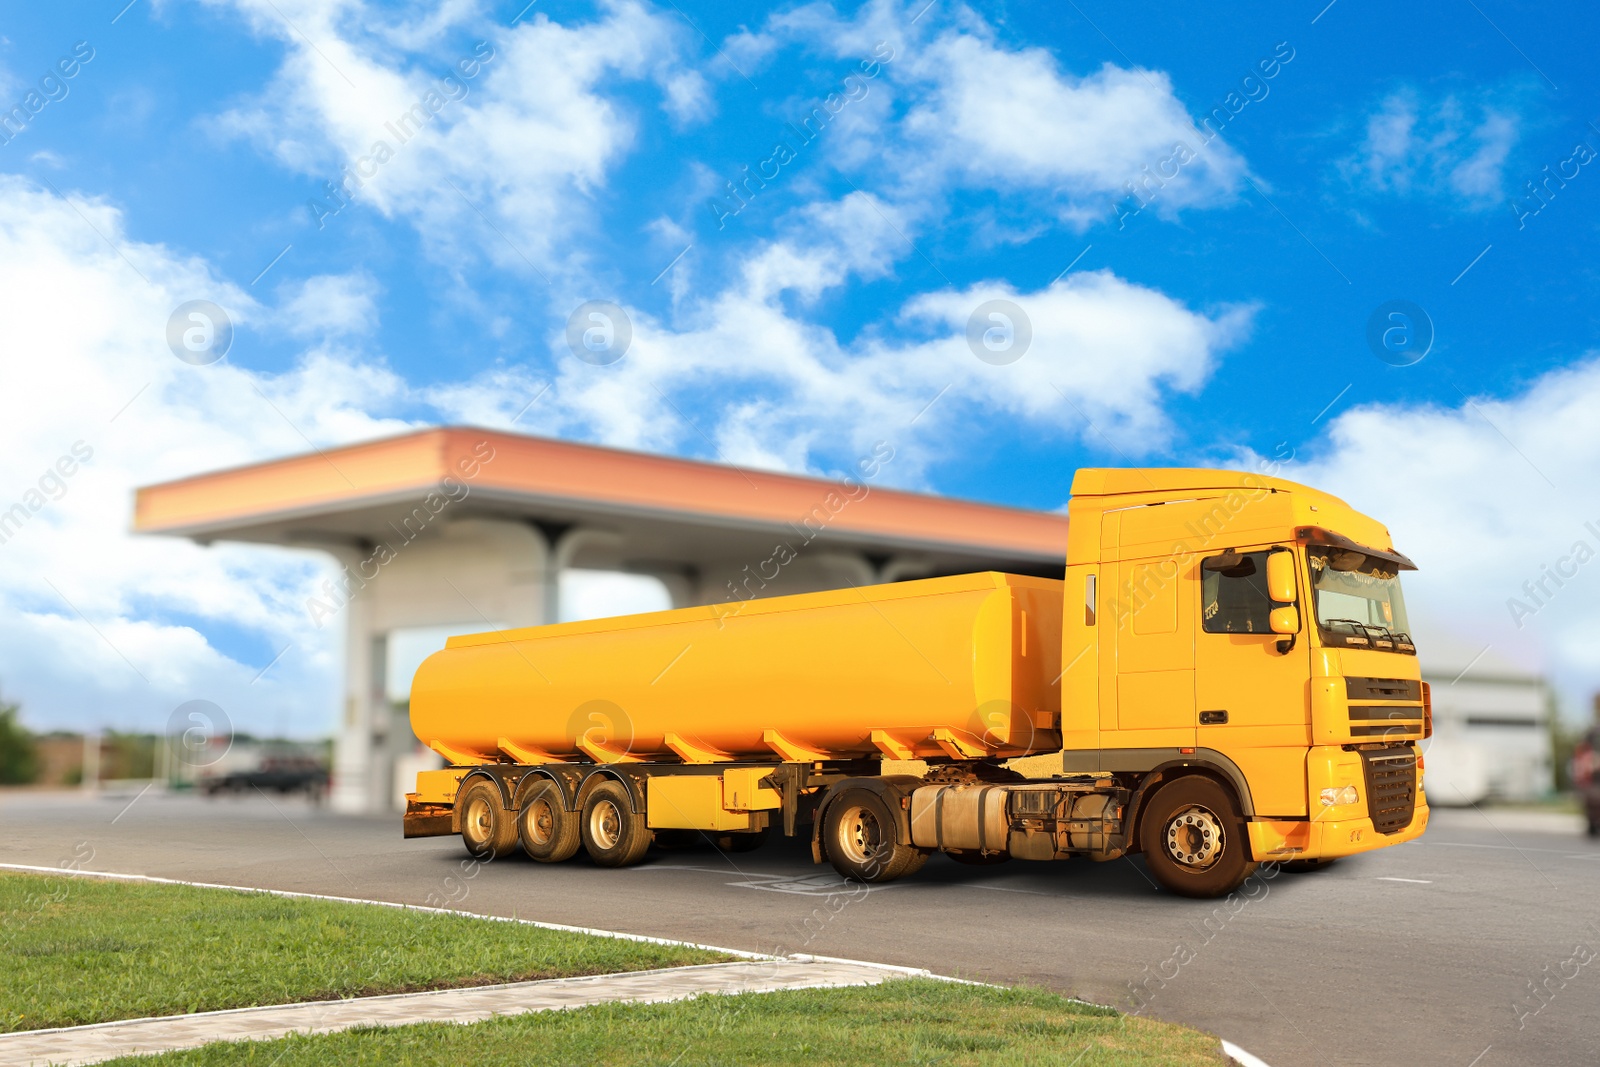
<box><xmin>134</xmin><ymin>427</ymin><xmax>1071</xmax><ymax>813</ymax></box>
<box><xmin>1418</xmin><ymin>631</ymin><xmax>1553</xmax><ymax>804</ymax></box>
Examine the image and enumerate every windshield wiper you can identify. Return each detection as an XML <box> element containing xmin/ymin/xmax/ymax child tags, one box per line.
<box><xmin>1322</xmin><ymin>618</ymin><xmax>1395</xmax><ymax>642</ymax></box>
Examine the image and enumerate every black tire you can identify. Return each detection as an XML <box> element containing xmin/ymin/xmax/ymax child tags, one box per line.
<box><xmin>459</xmin><ymin>778</ymin><xmax>517</xmax><ymax>861</ymax></box>
<box><xmin>712</xmin><ymin>826</ymin><xmax>768</xmax><ymax>853</ymax></box>
<box><xmin>1281</xmin><ymin>857</ymin><xmax>1338</xmax><ymax>874</ymax></box>
<box><xmin>579</xmin><ymin>779</ymin><xmax>652</xmax><ymax>867</ymax></box>
<box><xmin>516</xmin><ymin>778</ymin><xmax>581</xmax><ymax>863</ymax></box>
<box><xmin>823</xmin><ymin>788</ymin><xmax>927</xmax><ymax>883</ymax></box>
<box><xmin>652</xmin><ymin>829</ymin><xmax>700</xmax><ymax>852</ymax></box>
<box><xmin>1139</xmin><ymin>776</ymin><xmax>1257</xmax><ymax>898</ymax></box>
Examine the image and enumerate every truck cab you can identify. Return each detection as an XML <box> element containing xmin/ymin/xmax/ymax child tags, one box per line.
<box><xmin>1057</xmin><ymin>468</ymin><xmax>1429</xmax><ymax>883</ymax></box>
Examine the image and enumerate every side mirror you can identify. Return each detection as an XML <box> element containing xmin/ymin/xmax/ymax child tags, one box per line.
<box><xmin>1269</xmin><ymin>605</ymin><xmax>1300</xmax><ymax>634</ymax></box>
<box><xmin>1266</xmin><ymin>551</ymin><xmax>1298</xmax><ymax>603</ymax></box>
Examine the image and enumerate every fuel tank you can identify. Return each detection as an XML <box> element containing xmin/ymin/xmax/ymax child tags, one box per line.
<box><xmin>408</xmin><ymin>572</ymin><xmax>1063</xmax><ymax>765</ymax></box>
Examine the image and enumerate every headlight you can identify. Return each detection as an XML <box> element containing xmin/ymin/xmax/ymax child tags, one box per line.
<box><xmin>1320</xmin><ymin>785</ymin><xmax>1359</xmax><ymax>807</ymax></box>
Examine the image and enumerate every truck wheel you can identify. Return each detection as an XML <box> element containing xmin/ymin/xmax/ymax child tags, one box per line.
<box><xmin>651</xmin><ymin>830</ymin><xmax>699</xmax><ymax>852</ymax></box>
<box><xmin>459</xmin><ymin>779</ymin><xmax>517</xmax><ymax>861</ymax></box>
<box><xmin>712</xmin><ymin>826</ymin><xmax>768</xmax><ymax>853</ymax></box>
<box><xmin>823</xmin><ymin>789</ymin><xmax>925</xmax><ymax>883</ymax></box>
<box><xmin>1139</xmin><ymin>777</ymin><xmax>1257</xmax><ymax>899</ymax></box>
<box><xmin>517</xmin><ymin>779</ymin><xmax>580</xmax><ymax>863</ymax></box>
<box><xmin>580</xmin><ymin>780</ymin><xmax>652</xmax><ymax>867</ymax></box>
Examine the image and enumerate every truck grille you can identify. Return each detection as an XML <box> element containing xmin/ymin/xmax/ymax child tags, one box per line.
<box><xmin>1347</xmin><ymin>705</ymin><xmax>1425</xmax><ymax>740</ymax></box>
<box><xmin>1346</xmin><ymin>677</ymin><xmax>1422</xmax><ymax>701</ymax></box>
<box><xmin>1360</xmin><ymin>748</ymin><xmax>1417</xmax><ymax>834</ymax></box>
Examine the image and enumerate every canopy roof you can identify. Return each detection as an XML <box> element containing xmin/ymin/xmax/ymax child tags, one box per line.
<box><xmin>134</xmin><ymin>427</ymin><xmax>1071</xmax><ymax>576</ymax></box>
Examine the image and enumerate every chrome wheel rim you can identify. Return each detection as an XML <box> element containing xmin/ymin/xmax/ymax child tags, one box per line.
<box><xmin>589</xmin><ymin>799</ymin><xmax>622</xmax><ymax>850</ymax></box>
<box><xmin>523</xmin><ymin>796</ymin><xmax>555</xmax><ymax>847</ymax></box>
<box><xmin>837</xmin><ymin>804</ymin><xmax>883</xmax><ymax>866</ymax></box>
<box><xmin>1165</xmin><ymin>805</ymin><xmax>1224</xmax><ymax>869</ymax></box>
<box><xmin>464</xmin><ymin>795</ymin><xmax>493</xmax><ymax>848</ymax></box>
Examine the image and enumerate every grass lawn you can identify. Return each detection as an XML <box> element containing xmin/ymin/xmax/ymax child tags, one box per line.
<box><xmin>110</xmin><ymin>978</ymin><xmax>1229</xmax><ymax>1067</ymax></box>
<box><xmin>0</xmin><ymin>872</ymin><xmax>725</xmax><ymax>1032</ymax></box>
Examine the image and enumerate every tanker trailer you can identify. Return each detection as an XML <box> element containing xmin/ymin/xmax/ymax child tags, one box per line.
<box><xmin>403</xmin><ymin>467</ymin><xmax>1431</xmax><ymax>898</ymax></box>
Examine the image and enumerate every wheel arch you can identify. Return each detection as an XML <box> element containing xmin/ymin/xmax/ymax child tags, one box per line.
<box><xmin>578</xmin><ymin>766</ymin><xmax>646</xmax><ymax>814</ymax></box>
<box><xmin>511</xmin><ymin>766</ymin><xmax>574</xmax><ymax>809</ymax></box>
<box><xmin>453</xmin><ymin>767</ymin><xmax>515</xmax><ymax>833</ymax></box>
<box><xmin>810</xmin><ymin>775</ymin><xmax>922</xmax><ymax>864</ymax></box>
<box><xmin>1127</xmin><ymin>763</ymin><xmax>1252</xmax><ymax>856</ymax></box>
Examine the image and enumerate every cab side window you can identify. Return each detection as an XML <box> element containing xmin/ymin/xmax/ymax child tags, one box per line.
<box><xmin>1201</xmin><ymin>551</ymin><xmax>1272</xmax><ymax>634</ymax></box>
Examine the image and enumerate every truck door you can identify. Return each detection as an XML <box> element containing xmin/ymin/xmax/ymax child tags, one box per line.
<box><xmin>1111</xmin><ymin>553</ymin><xmax>1198</xmax><ymax>747</ymax></box>
<box><xmin>1192</xmin><ymin>545</ymin><xmax>1311</xmax><ymax>816</ymax></box>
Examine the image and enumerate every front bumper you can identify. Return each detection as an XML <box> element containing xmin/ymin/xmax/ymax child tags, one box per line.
<box><xmin>1248</xmin><ymin>797</ymin><xmax>1430</xmax><ymax>862</ymax></box>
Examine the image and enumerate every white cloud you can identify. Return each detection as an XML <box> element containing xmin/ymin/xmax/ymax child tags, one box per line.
<box><xmin>1269</xmin><ymin>357</ymin><xmax>1600</xmax><ymax>711</ymax></box>
<box><xmin>740</xmin><ymin>0</ymin><xmax>1252</xmax><ymax>229</ymax></box>
<box><xmin>276</xmin><ymin>271</ymin><xmax>380</xmax><ymax>338</ymax></box>
<box><xmin>1344</xmin><ymin>88</ymin><xmax>1520</xmax><ymax>209</ymax></box>
<box><xmin>898</xmin><ymin>40</ymin><xmax>1248</xmax><ymax>225</ymax></box>
<box><xmin>432</xmin><ymin>193</ymin><xmax>1254</xmax><ymax>476</ymax></box>
<box><xmin>0</xmin><ymin>175</ymin><xmax>413</xmax><ymax>736</ymax></box>
<box><xmin>207</xmin><ymin>0</ymin><xmax>705</xmax><ymax>273</ymax></box>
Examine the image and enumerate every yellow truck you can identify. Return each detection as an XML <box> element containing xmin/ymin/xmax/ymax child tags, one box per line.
<box><xmin>404</xmin><ymin>468</ymin><xmax>1429</xmax><ymax>898</ymax></box>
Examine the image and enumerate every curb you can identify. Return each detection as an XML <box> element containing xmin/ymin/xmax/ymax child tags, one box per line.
<box><xmin>1222</xmin><ymin>1038</ymin><xmax>1273</xmax><ymax>1067</ymax></box>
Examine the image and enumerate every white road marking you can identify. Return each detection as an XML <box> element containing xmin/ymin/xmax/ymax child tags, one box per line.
<box><xmin>1375</xmin><ymin>877</ymin><xmax>1432</xmax><ymax>884</ymax></box>
<box><xmin>627</xmin><ymin>864</ymin><xmax>904</xmax><ymax>896</ymax></box>
<box><xmin>1220</xmin><ymin>1038</ymin><xmax>1274</xmax><ymax>1067</ymax></box>
<box><xmin>956</xmin><ymin>882</ymin><xmax>1054</xmax><ymax>897</ymax></box>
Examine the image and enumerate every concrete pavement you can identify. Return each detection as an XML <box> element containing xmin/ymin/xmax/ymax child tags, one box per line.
<box><xmin>2</xmin><ymin>788</ymin><xmax>1595</xmax><ymax>1067</ymax></box>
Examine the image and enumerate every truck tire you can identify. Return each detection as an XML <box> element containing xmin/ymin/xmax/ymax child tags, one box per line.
<box><xmin>517</xmin><ymin>779</ymin><xmax>580</xmax><ymax>863</ymax></box>
<box><xmin>459</xmin><ymin>778</ymin><xmax>518</xmax><ymax>861</ymax></box>
<box><xmin>712</xmin><ymin>828</ymin><xmax>767</xmax><ymax>853</ymax></box>
<box><xmin>1139</xmin><ymin>776</ymin><xmax>1257</xmax><ymax>898</ymax></box>
<box><xmin>823</xmin><ymin>788</ymin><xmax>926</xmax><ymax>883</ymax></box>
<box><xmin>580</xmin><ymin>780</ymin><xmax>652</xmax><ymax>867</ymax></box>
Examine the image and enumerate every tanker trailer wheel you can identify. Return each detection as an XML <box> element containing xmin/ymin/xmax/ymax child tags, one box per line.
<box><xmin>579</xmin><ymin>780</ymin><xmax>652</xmax><ymax>867</ymax></box>
<box><xmin>1139</xmin><ymin>776</ymin><xmax>1257</xmax><ymax>899</ymax></box>
<box><xmin>712</xmin><ymin>825</ymin><xmax>769</xmax><ymax>854</ymax></box>
<box><xmin>516</xmin><ymin>779</ymin><xmax>580</xmax><ymax>863</ymax></box>
<box><xmin>459</xmin><ymin>779</ymin><xmax>518</xmax><ymax>861</ymax></box>
<box><xmin>823</xmin><ymin>789</ymin><xmax>927</xmax><ymax>884</ymax></box>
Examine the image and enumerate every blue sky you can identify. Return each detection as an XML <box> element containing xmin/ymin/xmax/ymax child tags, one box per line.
<box><xmin>1</xmin><ymin>0</ymin><xmax>1598</xmax><ymax>735</ymax></box>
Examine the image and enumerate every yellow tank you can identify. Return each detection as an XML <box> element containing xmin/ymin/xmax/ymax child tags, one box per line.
<box><xmin>409</xmin><ymin>572</ymin><xmax>1063</xmax><ymax>765</ymax></box>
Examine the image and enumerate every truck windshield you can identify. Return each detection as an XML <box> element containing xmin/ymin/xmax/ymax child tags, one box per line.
<box><xmin>1308</xmin><ymin>548</ymin><xmax>1414</xmax><ymax>653</ymax></box>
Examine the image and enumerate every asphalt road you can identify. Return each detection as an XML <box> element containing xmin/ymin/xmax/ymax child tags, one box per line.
<box><xmin>3</xmin><ymin>788</ymin><xmax>1596</xmax><ymax>1067</ymax></box>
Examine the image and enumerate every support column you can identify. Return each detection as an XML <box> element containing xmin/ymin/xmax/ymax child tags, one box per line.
<box><xmin>876</xmin><ymin>555</ymin><xmax>935</xmax><ymax>584</ymax></box>
<box><xmin>642</xmin><ymin>565</ymin><xmax>701</xmax><ymax>609</ymax></box>
<box><xmin>328</xmin><ymin>547</ymin><xmax>379</xmax><ymax>815</ymax></box>
<box><xmin>542</xmin><ymin>526</ymin><xmax>624</xmax><ymax>623</ymax></box>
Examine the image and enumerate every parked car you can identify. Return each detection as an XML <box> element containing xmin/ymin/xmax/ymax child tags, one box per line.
<box><xmin>198</xmin><ymin>742</ymin><xmax>327</xmax><ymax>799</ymax></box>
